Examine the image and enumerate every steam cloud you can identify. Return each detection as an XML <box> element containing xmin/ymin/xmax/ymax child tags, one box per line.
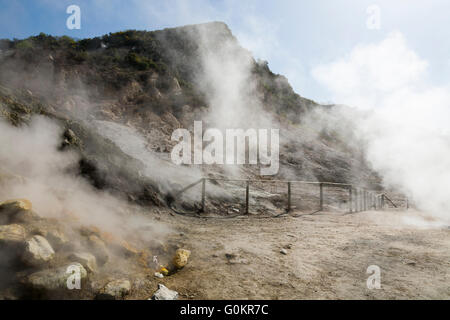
<box><xmin>0</xmin><ymin>116</ymin><xmax>170</xmax><ymax>239</ymax></box>
<box><xmin>313</xmin><ymin>32</ymin><xmax>450</xmax><ymax>224</ymax></box>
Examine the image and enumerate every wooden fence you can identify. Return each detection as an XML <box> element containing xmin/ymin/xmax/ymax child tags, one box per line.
<box><xmin>172</xmin><ymin>178</ymin><xmax>409</xmax><ymax>215</ymax></box>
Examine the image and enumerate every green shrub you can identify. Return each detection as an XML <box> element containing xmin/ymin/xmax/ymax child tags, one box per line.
<box><xmin>67</xmin><ymin>50</ymin><xmax>88</xmax><ymax>63</ymax></box>
<box><xmin>125</xmin><ymin>52</ymin><xmax>156</xmax><ymax>71</ymax></box>
<box><xmin>15</xmin><ymin>39</ymin><xmax>33</xmax><ymax>50</ymax></box>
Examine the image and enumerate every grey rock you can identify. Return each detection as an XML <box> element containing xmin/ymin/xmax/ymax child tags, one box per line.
<box><xmin>10</xmin><ymin>210</ymin><xmax>40</xmax><ymax>224</ymax></box>
<box><xmin>25</xmin><ymin>262</ymin><xmax>87</xmax><ymax>291</ymax></box>
<box><xmin>98</xmin><ymin>279</ymin><xmax>131</xmax><ymax>300</ymax></box>
<box><xmin>88</xmin><ymin>235</ymin><xmax>109</xmax><ymax>265</ymax></box>
<box><xmin>152</xmin><ymin>284</ymin><xmax>178</xmax><ymax>300</ymax></box>
<box><xmin>0</xmin><ymin>199</ymin><xmax>34</xmax><ymax>224</ymax></box>
<box><xmin>68</xmin><ymin>252</ymin><xmax>97</xmax><ymax>273</ymax></box>
<box><xmin>0</xmin><ymin>224</ymin><xmax>26</xmax><ymax>245</ymax></box>
<box><xmin>22</xmin><ymin>235</ymin><xmax>55</xmax><ymax>266</ymax></box>
<box><xmin>47</xmin><ymin>229</ymin><xmax>69</xmax><ymax>248</ymax></box>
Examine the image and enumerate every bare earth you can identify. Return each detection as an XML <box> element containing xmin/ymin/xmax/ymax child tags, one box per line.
<box><xmin>156</xmin><ymin>209</ymin><xmax>449</xmax><ymax>300</ymax></box>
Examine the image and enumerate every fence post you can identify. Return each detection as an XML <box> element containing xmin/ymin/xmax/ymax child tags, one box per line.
<box><xmin>371</xmin><ymin>193</ymin><xmax>375</xmax><ymax>210</ymax></box>
<box><xmin>381</xmin><ymin>194</ymin><xmax>385</xmax><ymax>209</ymax></box>
<box><xmin>360</xmin><ymin>189</ymin><xmax>363</xmax><ymax>211</ymax></box>
<box><xmin>287</xmin><ymin>182</ymin><xmax>291</xmax><ymax>212</ymax></box>
<box><xmin>201</xmin><ymin>178</ymin><xmax>206</xmax><ymax>212</ymax></box>
<box><xmin>245</xmin><ymin>180</ymin><xmax>249</xmax><ymax>215</ymax></box>
<box><xmin>319</xmin><ymin>183</ymin><xmax>324</xmax><ymax>211</ymax></box>
<box><xmin>363</xmin><ymin>190</ymin><xmax>367</xmax><ymax>211</ymax></box>
<box><xmin>348</xmin><ymin>186</ymin><xmax>353</xmax><ymax>213</ymax></box>
<box><xmin>406</xmin><ymin>197</ymin><xmax>409</xmax><ymax>210</ymax></box>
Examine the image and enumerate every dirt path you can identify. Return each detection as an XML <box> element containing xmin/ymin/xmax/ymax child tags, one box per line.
<box><xmin>156</xmin><ymin>209</ymin><xmax>449</xmax><ymax>299</ymax></box>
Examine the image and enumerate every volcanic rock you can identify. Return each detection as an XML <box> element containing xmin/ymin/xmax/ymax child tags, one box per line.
<box><xmin>98</xmin><ymin>279</ymin><xmax>131</xmax><ymax>300</ymax></box>
<box><xmin>0</xmin><ymin>224</ymin><xmax>26</xmax><ymax>245</ymax></box>
<box><xmin>68</xmin><ymin>252</ymin><xmax>97</xmax><ymax>273</ymax></box>
<box><xmin>152</xmin><ymin>284</ymin><xmax>178</xmax><ymax>300</ymax></box>
<box><xmin>22</xmin><ymin>235</ymin><xmax>55</xmax><ymax>266</ymax></box>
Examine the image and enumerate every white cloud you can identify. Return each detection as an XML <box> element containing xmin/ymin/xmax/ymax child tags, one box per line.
<box><xmin>312</xmin><ymin>32</ymin><xmax>429</xmax><ymax>109</ymax></box>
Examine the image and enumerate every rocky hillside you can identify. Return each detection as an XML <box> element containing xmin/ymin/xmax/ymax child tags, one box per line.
<box><xmin>0</xmin><ymin>22</ymin><xmax>380</xmax><ymax>206</ymax></box>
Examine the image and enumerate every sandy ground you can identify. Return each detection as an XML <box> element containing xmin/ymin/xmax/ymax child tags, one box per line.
<box><xmin>154</xmin><ymin>209</ymin><xmax>449</xmax><ymax>300</ymax></box>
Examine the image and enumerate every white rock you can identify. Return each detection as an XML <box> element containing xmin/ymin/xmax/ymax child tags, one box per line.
<box><xmin>152</xmin><ymin>284</ymin><xmax>178</xmax><ymax>300</ymax></box>
<box><xmin>154</xmin><ymin>272</ymin><xmax>164</xmax><ymax>279</ymax></box>
<box><xmin>280</xmin><ymin>248</ymin><xmax>288</xmax><ymax>255</ymax></box>
<box><xmin>22</xmin><ymin>235</ymin><xmax>55</xmax><ymax>265</ymax></box>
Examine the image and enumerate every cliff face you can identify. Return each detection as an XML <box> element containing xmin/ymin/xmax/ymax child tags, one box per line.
<box><xmin>0</xmin><ymin>22</ymin><xmax>381</xmax><ymax>208</ymax></box>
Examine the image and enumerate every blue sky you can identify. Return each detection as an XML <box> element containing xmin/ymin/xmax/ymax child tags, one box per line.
<box><xmin>0</xmin><ymin>0</ymin><xmax>449</xmax><ymax>103</ymax></box>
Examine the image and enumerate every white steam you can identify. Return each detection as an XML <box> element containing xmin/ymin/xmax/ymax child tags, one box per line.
<box><xmin>0</xmin><ymin>116</ymin><xmax>169</xmax><ymax>238</ymax></box>
<box><xmin>313</xmin><ymin>31</ymin><xmax>450</xmax><ymax>223</ymax></box>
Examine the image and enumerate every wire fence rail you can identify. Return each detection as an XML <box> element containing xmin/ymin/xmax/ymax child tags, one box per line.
<box><xmin>171</xmin><ymin>177</ymin><xmax>409</xmax><ymax>216</ymax></box>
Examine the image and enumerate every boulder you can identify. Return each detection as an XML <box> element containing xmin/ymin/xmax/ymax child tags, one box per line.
<box><xmin>25</xmin><ymin>262</ymin><xmax>88</xmax><ymax>292</ymax></box>
<box><xmin>46</xmin><ymin>229</ymin><xmax>69</xmax><ymax>248</ymax></box>
<box><xmin>0</xmin><ymin>199</ymin><xmax>32</xmax><ymax>211</ymax></box>
<box><xmin>79</xmin><ymin>225</ymin><xmax>101</xmax><ymax>237</ymax></box>
<box><xmin>88</xmin><ymin>235</ymin><xmax>109</xmax><ymax>265</ymax></box>
<box><xmin>33</xmin><ymin>226</ymin><xmax>69</xmax><ymax>249</ymax></box>
<box><xmin>68</xmin><ymin>252</ymin><xmax>97</xmax><ymax>273</ymax></box>
<box><xmin>10</xmin><ymin>209</ymin><xmax>39</xmax><ymax>224</ymax></box>
<box><xmin>0</xmin><ymin>224</ymin><xmax>26</xmax><ymax>245</ymax></box>
<box><xmin>173</xmin><ymin>249</ymin><xmax>191</xmax><ymax>269</ymax></box>
<box><xmin>151</xmin><ymin>284</ymin><xmax>178</xmax><ymax>300</ymax></box>
<box><xmin>22</xmin><ymin>235</ymin><xmax>55</xmax><ymax>266</ymax></box>
<box><xmin>97</xmin><ymin>279</ymin><xmax>131</xmax><ymax>300</ymax></box>
<box><xmin>0</xmin><ymin>199</ymin><xmax>33</xmax><ymax>224</ymax></box>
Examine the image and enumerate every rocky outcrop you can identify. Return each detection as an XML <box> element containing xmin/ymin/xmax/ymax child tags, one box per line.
<box><xmin>22</xmin><ymin>235</ymin><xmax>55</xmax><ymax>266</ymax></box>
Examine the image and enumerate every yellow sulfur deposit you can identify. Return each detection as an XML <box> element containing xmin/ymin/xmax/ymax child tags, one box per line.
<box><xmin>159</xmin><ymin>266</ymin><xmax>169</xmax><ymax>276</ymax></box>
